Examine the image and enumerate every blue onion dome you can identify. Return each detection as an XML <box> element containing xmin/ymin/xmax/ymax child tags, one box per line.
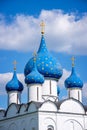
<box><xmin>25</xmin><ymin>54</ymin><xmax>44</xmax><ymax>84</ymax></box>
<box><xmin>65</xmin><ymin>57</ymin><xmax>83</xmax><ymax>89</ymax></box>
<box><xmin>6</xmin><ymin>61</ymin><xmax>24</xmax><ymax>92</ymax></box>
<box><xmin>57</xmin><ymin>86</ymin><xmax>60</xmax><ymax>95</ymax></box>
<box><xmin>24</xmin><ymin>22</ymin><xmax>63</xmax><ymax>80</ymax></box>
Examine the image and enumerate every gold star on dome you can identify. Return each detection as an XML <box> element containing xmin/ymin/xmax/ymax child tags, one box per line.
<box><xmin>71</xmin><ymin>56</ymin><xmax>75</xmax><ymax>67</ymax></box>
<box><xmin>40</xmin><ymin>20</ymin><xmax>45</xmax><ymax>35</ymax></box>
<box><xmin>13</xmin><ymin>60</ymin><xmax>17</xmax><ymax>70</ymax></box>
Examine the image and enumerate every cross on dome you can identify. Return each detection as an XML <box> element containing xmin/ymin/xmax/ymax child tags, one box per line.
<box><xmin>40</xmin><ymin>20</ymin><xmax>45</xmax><ymax>35</ymax></box>
<box><xmin>71</xmin><ymin>56</ymin><xmax>75</xmax><ymax>67</ymax></box>
<box><xmin>13</xmin><ymin>60</ymin><xmax>17</xmax><ymax>70</ymax></box>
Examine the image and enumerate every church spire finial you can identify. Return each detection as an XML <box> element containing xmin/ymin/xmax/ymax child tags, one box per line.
<box><xmin>71</xmin><ymin>56</ymin><xmax>75</xmax><ymax>67</ymax></box>
<box><xmin>13</xmin><ymin>60</ymin><xmax>17</xmax><ymax>70</ymax></box>
<box><xmin>40</xmin><ymin>20</ymin><xmax>45</xmax><ymax>35</ymax></box>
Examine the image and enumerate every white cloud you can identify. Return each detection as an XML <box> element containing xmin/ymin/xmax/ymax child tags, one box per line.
<box><xmin>83</xmin><ymin>83</ymin><xmax>87</xmax><ymax>97</ymax></box>
<box><xmin>58</xmin><ymin>69</ymin><xmax>70</xmax><ymax>89</ymax></box>
<box><xmin>0</xmin><ymin>10</ymin><xmax>87</xmax><ymax>55</ymax></box>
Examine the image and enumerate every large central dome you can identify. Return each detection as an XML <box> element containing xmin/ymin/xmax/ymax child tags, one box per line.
<box><xmin>24</xmin><ymin>35</ymin><xmax>63</xmax><ymax>80</ymax></box>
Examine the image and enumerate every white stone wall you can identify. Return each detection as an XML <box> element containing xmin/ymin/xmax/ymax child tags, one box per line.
<box><xmin>28</xmin><ymin>84</ymin><xmax>42</xmax><ymax>102</ymax></box>
<box><xmin>27</xmin><ymin>79</ymin><xmax>58</xmax><ymax>102</ymax></box>
<box><xmin>42</xmin><ymin>79</ymin><xmax>58</xmax><ymax>101</ymax></box>
<box><xmin>8</xmin><ymin>91</ymin><xmax>21</xmax><ymax>105</ymax></box>
<box><xmin>68</xmin><ymin>88</ymin><xmax>82</xmax><ymax>102</ymax></box>
<box><xmin>0</xmin><ymin>108</ymin><xmax>87</xmax><ymax>130</ymax></box>
<box><xmin>0</xmin><ymin>112</ymin><xmax>38</xmax><ymax>130</ymax></box>
<box><xmin>59</xmin><ymin>99</ymin><xmax>85</xmax><ymax>114</ymax></box>
<box><xmin>0</xmin><ymin>96</ymin><xmax>87</xmax><ymax>130</ymax></box>
<box><xmin>0</xmin><ymin>112</ymin><xmax>87</xmax><ymax>130</ymax></box>
<box><xmin>38</xmin><ymin>112</ymin><xmax>85</xmax><ymax>130</ymax></box>
<box><xmin>56</xmin><ymin>113</ymin><xmax>84</xmax><ymax>130</ymax></box>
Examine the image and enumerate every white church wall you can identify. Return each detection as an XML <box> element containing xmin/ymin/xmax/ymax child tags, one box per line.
<box><xmin>28</xmin><ymin>102</ymin><xmax>38</xmax><ymax>113</ymax></box>
<box><xmin>0</xmin><ymin>112</ymin><xmax>38</xmax><ymax>130</ymax></box>
<box><xmin>0</xmin><ymin>126</ymin><xmax>6</xmax><ymax>130</ymax></box>
<box><xmin>6</xmin><ymin>104</ymin><xmax>19</xmax><ymax>118</ymax></box>
<box><xmin>0</xmin><ymin>107</ymin><xmax>87</xmax><ymax>130</ymax></box>
<box><xmin>20</xmin><ymin>120</ymin><xmax>26</xmax><ymax>130</ymax></box>
<box><xmin>8</xmin><ymin>91</ymin><xmax>21</xmax><ymax>105</ymax></box>
<box><xmin>0</xmin><ymin>111</ymin><xmax>5</xmax><ymax>120</ymax></box>
<box><xmin>29</xmin><ymin>118</ymin><xmax>38</xmax><ymax>130</ymax></box>
<box><xmin>57</xmin><ymin>113</ymin><xmax>84</xmax><ymax>130</ymax></box>
<box><xmin>28</xmin><ymin>84</ymin><xmax>42</xmax><ymax>102</ymax></box>
<box><xmin>42</xmin><ymin>79</ymin><xmax>58</xmax><ymax>101</ymax></box>
<box><xmin>42</xmin><ymin>79</ymin><xmax>50</xmax><ymax>95</ymax></box>
<box><xmin>39</xmin><ymin>101</ymin><xmax>57</xmax><ymax>112</ymax></box>
<box><xmin>59</xmin><ymin>99</ymin><xmax>85</xmax><ymax>114</ymax></box>
<box><xmin>69</xmin><ymin>89</ymin><xmax>82</xmax><ymax>102</ymax></box>
<box><xmin>19</xmin><ymin>104</ymin><xmax>27</xmax><ymax>114</ymax></box>
<box><xmin>42</xmin><ymin>79</ymin><xmax>57</xmax><ymax>96</ymax></box>
<box><xmin>84</xmin><ymin>116</ymin><xmax>87</xmax><ymax>130</ymax></box>
<box><xmin>38</xmin><ymin>112</ymin><xmax>56</xmax><ymax>130</ymax></box>
<box><xmin>38</xmin><ymin>107</ymin><xmax>85</xmax><ymax>130</ymax></box>
<box><xmin>8</xmin><ymin>123</ymin><xmax>18</xmax><ymax>130</ymax></box>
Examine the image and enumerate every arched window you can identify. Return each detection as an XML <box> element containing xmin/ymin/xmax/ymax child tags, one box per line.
<box><xmin>47</xmin><ymin>125</ymin><xmax>54</xmax><ymax>130</ymax></box>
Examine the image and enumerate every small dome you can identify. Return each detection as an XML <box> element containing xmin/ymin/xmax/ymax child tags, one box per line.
<box><xmin>25</xmin><ymin>58</ymin><xmax>44</xmax><ymax>84</ymax></box>
<box><xmin>6</xmin><ymin>70</ymin><xmax>24</xmax><ymax>92</ymax></box>
<box><xmin>65</xmin><ymin>67</ymin><xmax>83</xmax><ymax>89</ymax></box>
<box><xmin>24</xmin><ymin>35</ymin><xmax>63</xmax><ymax>80</ymax></box>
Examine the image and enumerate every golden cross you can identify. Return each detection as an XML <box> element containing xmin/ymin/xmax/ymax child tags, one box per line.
<box><xmin>13</xmin><ymin>60</ymin><xmax>17</xmax><ymax>70</ymax></box>
<box><xmin>71</xmin><ymin>56</ymin><xmax>75</xmax><ymax>67</ymax></box>
<box><xmin>40</xmin><ymin>20</ymin><xmax>45</xmax><ymax>35</ymax></box>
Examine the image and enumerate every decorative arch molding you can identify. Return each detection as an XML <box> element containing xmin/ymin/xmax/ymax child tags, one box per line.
<box><xmin>39</xmin><ymin>100</ymin><xmax>57</xmax><ymax>112</ymax></box>
<box><xmin>20</xmin><ymin>120</ymin><xmax>26</xmax><ymax>130</ymax></box>
<box><xmin>27</xmin><ymin>102</ymin><xmax>38</xmax><ymax>113</ymax></box>
<box><xmin>18</xmin><ymin>104</ymin><xmax>27</xmax><ymax>114</ymax></box>
<box><xmin>6</xmin><ymin>103</ymin><xmax>20</xmax><ymax>117</ymax></box>
<box><xmin>59</xmin><ymin>98</ymin><xmax>85</xmax><ymax>114</ymax></box>
<box><xmin>8</xmin><ymin>123</ymin><xmax>18</xmax><ymax>130</ymax></box>
<box><xmin>28</xmin><ymin>118</ymin><xmax>37</xmax><ymax>130</ymax></box>
<box><xmin>47</xmin><ymin>125</ymin><xmax>54</xmax><ymax>130</ymax></box>
<box><xmin>63</xmin><ymin>119</ymin><xmax>84</xmax><ymax>130</ymax></box>
<box><xmin>44</xmin><ymin>117</ymin><xmax>56</xmax><ymax>130</ymax></box>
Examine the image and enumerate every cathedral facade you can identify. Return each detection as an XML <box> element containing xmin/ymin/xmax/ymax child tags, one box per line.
<box><xmin>0</xmin><ymin>22</ymin><xmax>87</xmax><ymax>130</ymax></box>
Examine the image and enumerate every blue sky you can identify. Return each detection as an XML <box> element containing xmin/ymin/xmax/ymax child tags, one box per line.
<box><xmin>0</xmin><ymin>0</ymin><xmax>87</xmax><ymax>109</ymax></box>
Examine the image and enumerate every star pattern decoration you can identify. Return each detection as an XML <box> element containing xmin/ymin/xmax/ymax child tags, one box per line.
<box><xmin>6</xmin><ymin>61</ymin><xmax>24</xmax><ymax>92</ymax></box>
<box><xmin>65</xmin><ymin>57</ymin><xmax>83</xmax><ymax>89</ymax></box>
<box><xmin>24</xmin><ymin>22</ymin><xmax>63</xmax><ymax>80</ymax></box>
